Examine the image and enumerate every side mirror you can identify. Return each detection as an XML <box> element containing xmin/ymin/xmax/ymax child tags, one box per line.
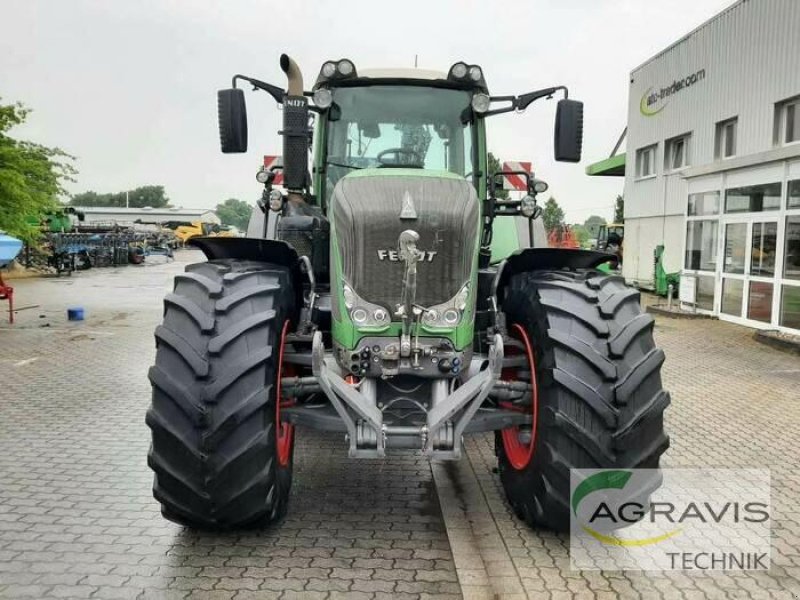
<box><xmin>554</xmin><ymin>99</ymin><xmax>583</xmax><ymax>162</ymax></box>
<box><xmin>282</xmin><ymin>95</ymin><xmax>310</xmax><ymax>190</ymax></box>
<box><xmin>217</xmin><ymin>89</ymin><xmax>248</xmax><ymax>153</ymax></box>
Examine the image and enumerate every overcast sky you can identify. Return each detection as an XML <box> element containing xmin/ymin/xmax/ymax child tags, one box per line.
<box><xmin>2</xmin><ymin>0</ymin><xmax>733</xmax><ymax>223</ymax></box>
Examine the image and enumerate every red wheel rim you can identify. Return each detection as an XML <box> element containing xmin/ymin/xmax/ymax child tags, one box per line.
<box><xmin>275</xmin><ymin>320</ymin><xmax>295</xmax><ymax>467</ymax></box>
<box><xmin>500</xmin><ymin>323</ymin><xmax>539</xmax><ymax>470</ymax></box>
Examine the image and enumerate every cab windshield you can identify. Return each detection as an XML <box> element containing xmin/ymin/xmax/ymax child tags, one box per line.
<box><xmin>324</xmin><ymin>85</ymin><xmax>474</xmax><ymax>200</ymax></box>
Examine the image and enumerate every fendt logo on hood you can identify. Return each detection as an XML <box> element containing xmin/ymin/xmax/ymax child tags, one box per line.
<box><xmin>377</xmin><ymin>249</ymin><xmax>437</xmax><ymax>263</ymax></box>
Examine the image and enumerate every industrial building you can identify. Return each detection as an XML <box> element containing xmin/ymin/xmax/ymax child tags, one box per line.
<box><xmin>74</xmin><ymin>206</ymin><xmax>220</xmax><ymax>227</ymax></box>
<box><xmin>588</xmin><ymin>0</ymin><xmax>800</xmax><ymax>333</ymax></box>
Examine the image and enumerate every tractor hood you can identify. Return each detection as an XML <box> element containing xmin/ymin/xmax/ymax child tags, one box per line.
<box><xmin>330</xmin><ymin>169</ymin><xmax>480</xmax><ymax>350</ymax></box>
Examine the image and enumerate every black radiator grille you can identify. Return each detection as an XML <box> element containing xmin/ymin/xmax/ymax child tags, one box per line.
<box><xmin>332</xmin><ymin>174</ymin><xmax>479</xmax><ymax>309</ymax></box>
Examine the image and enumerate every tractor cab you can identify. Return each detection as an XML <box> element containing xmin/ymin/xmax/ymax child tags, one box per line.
<box><xmin>595</xmin><ymin>223</ymin><xmax>624</xmax><ymax>262</ymax></box>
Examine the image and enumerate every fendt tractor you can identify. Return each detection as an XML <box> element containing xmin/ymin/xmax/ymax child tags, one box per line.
<box><xmin>146</xmin><ymin>55</ymin><xmax>670</xmax><ymax>531</ymax></box>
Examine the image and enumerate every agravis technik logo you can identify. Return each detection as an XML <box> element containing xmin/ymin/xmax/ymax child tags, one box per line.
<box><xmin>570</xmin><ymin>469</ymin><xmax>771</xmax><ymax>571</ymax></box>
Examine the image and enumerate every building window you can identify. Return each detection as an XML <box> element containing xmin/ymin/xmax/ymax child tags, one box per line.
<box><xmin>696</xmin><ymin>275</ymin><xmax>715</xmax><ymax>311</ymax></box>
<box><xmin>751</xmin><ymin>222</ymin><xmax>778</xmax><ymax>277</ymax></box>
<box><xmin>685</xmin><ymin>220</ymin><xmax>718</xmax><ymax>271</ymax></box>
<box><xmin>723</xmin><ymin>223</ymin><xmax>747</xmax><ymax>274</ymax></box>
<box><xmin>688</xmin><ymin>191</ymin><xmax>720</xmax><ymax>216</ymax></box>
<box><xmin>724</xmin><ymin>183</ymin><xmax>782</xmax><ymax>213</ymax></box>
<box><xmin>665</xmin><ymin>134</ymin><xmax>690</xmax><ymax>171</ymax></box>
<box><xmin>775</xmin><ymin>96</ymin><xmax>800</xmax><ymax>145</ymax></box>
<box><xmin>785</xmin><ymin>216</ymin><xmax>800</xmax><ymax>280</ymax></box>
<box><xmin>635</xmin><ymin>144</ymin><xmax>657</xmax><ymax>178</ymax></box>
<box><xmin>715</xmin><ymin>117</ymin><xmax>737</xmax><ymax>159</ymax></box>
<box><xmin>789</xmin><ymin>179</ymin><xmax>800</xmax><ymax>209</ymax></box>
<box><xmin>781</xmin><ymin>285</ymin><xmax>800</xmax><ymax>329</ymax></box>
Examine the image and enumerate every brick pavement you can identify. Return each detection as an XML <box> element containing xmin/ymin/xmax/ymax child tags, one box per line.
<box><xmin>0</xmin><ymin>256</ymin><xmax>460</xmax><ymax>600</ymax></box>
<box><xmin>458</xmin><ymin>315</ymin><xmax>800</xmax><ymax>599</ymax></box>
<box><xmin>2</xmin><ymin>255</ymin><xmax>800</xmax><ymax>598</ymax></box>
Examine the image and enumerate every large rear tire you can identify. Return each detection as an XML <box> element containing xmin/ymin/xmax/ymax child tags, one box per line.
<box><xmin>496</xmin><ymin>270</ymin><xmax>670</xmax><ymax>531</ymax></box>
<box><xmin>146</xmin><ymin>259</ymin><xmax>297</xmax><ymax>530</ymax></box>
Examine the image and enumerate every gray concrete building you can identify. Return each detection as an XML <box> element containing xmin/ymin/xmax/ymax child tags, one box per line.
<box><xmin>591</xmin><ymin>0</ymin><xmax>800</xmax><ymax>333</ymax></box>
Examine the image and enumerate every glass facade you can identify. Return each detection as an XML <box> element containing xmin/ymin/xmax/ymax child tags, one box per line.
<box><xmin>781</xmin><ymin>286</ymin><xmax>800</xmax><ymax>329</ymax></box>
<box><xmin>683</xmin><ymin>175</ymin><xmax>799</xmax><ymax>332</ymax></box>
<box><xmin>688</xmin><ymin>192</ymin><xmax>720</xmax><ymax>216</ymax></box>
<box><xmin>721</xmin><ymin>279</ymin><xmax>744</xmax><ymax>315</ymax></box>
<box><xmin>725</xmin><ymin>183</ymin><xmax>782</xmax><ymax>213</ymax></box>
<box><xmin>723</xmin><ymin>223</ymin><xmax>747</xmax><ymax>274</ymax></box>
<box><xmin>789</xmin><ymin>180</ymin><xmax>800</xmax><ymax>209</ymax></box>
<box><xmin>685</xmin><ymin>220</ymin><xmax>718</xmax><ymax>271</ymax></box>
<box><xmin>747</xmin><ymin>282</ymin><xmax>773</xmax><ymax>323</ymax></box>
<box><xmin>696</xmin><ymin>275</ymin><xmax>715</xmax><ymax>311</ymax></box>
<box><xmin>785</xmin><ymin>216</ymin><xmax>800</xmax><ymax>280</ymax></box>
<box><xmin>750</xmin><ymin>222</ymin><xmax>778</xmax><ymax>277</ymax></box>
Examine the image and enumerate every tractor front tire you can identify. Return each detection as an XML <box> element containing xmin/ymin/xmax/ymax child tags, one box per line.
<box><xmin>497</xmin><ymin>270</ymin><xmax>670</xmax><ymax>531</ymax></box>
<box><xmin>146</xmin><ymin>259</ymin><xmax>297</xmax><ymax>530</ymax></box>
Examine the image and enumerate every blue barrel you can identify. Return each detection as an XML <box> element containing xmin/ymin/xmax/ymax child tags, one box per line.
<box><xmin>67</xmin><ymin>307</ymin><xmax>85</xmax><ymax>321</ymax></box>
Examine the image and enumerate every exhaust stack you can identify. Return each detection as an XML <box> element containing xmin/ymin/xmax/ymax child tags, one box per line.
<box><xmin>278</xmin><ymin>54</ymin><xmax>309</xmax><ymax>196</ymax></box>
<box><xmin>280</xmin><ymin>54</ymin><xmax>304</xmax><ymax>97</ymax></box>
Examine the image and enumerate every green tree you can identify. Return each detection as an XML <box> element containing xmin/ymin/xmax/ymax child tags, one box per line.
<box><xmin>571</xmin><ymin>224</ymin><xmax>590</xmax><ymax>247</ymax></box>
<box><xmin>71</xmin><ymin>185</ymin><xmax>170</xmax><ymax>208</ymax></box>
<box><xmin>583</xmin><ymin>215</ymin><xmax>607</xmax><ymax>237</ymax></box>
<box><xmin>215</xmin><ymin>198</ymin><xmax>252</xmax><ymax>231</ymax></box>
<box><xmin>542</xmin><ymin>196</ymin><xmax>565</xmax><ymax>233</ymax></box>
<box><xmin>0</xmin><ymin>100</ymin><xmax>75</xmax><ymax>242</ymax></box>
<box><xmin>487</xmin><ymin>152</ymin><xmax>509</xmax><ymax>199</ymax></box>
<box><xmin>614</xmin><ymin>194</ymin><xmax>624</xmax><ymax>223</ymax></box>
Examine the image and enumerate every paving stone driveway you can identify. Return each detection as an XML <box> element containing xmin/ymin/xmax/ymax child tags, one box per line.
<box><xmin>459</xmin><ymin>315</ymin><xmax>800</xmax><ymax>599</ymax></box>
<box><xmin>1</xmin><ymin>253</ymin><xmax>800</xmax><ymax>599</ymax></box>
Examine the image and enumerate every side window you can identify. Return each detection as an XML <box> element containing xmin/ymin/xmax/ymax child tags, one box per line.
<box><xmin>715</xmin><ymin>117</ymin><xmax>737</xmax><ymax>159</ymax></box>
<box><xmin>775</xmin><ymin>96</ymin><xmax>800</xmax><ymax>146</ymax></box>
<box><xmin>665</xmin><ymin>134</ymin><xmax>690</xmax><ymax>172</ymax></box>
<box><xmin>635</xmin><ymin>144</ymin><xmax>657</xmax><ymax>178</ymax></box>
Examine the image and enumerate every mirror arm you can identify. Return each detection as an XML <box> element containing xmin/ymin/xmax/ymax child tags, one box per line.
<box><xmin>516</xmin><ymin>85</ymin><xmax>569</xmax><ymax>110</ymax></box>
<box><xmin>232</xmin><ymin>74</ymin><xmax>286</xmax><ymax>105</ymax></box>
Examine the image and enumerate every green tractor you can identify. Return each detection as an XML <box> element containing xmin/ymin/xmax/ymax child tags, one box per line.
<box><xmin>147</xmin><ymin>55</ymin><xmax>669</xmax><ymax>531</ymax></box>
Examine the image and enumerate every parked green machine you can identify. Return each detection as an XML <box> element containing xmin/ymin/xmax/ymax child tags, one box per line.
<box><xmin>147</xmin><ymin>55</ymin><xmax>670</xmax><ymax>531</ymax></box>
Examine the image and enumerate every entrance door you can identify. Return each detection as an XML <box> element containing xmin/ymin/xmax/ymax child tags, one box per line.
<box><xmin>719</xmin><ymin>219</ymin><xmax>778</xmax><ymax>324</ymax></box>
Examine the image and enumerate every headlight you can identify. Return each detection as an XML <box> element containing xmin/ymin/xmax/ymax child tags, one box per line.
<box><xmin>468</xmin><ymin>66</ymin><xmax>482</xmax><ymax>81</ymax></box>
<box><xmin>471</xmin><ymin>93</ymin><xmax>491</xmax><ymax>114</ymax></box>
<box><xmin>256</xmin><ymin>168</ymin><xmax>270</xmax><ymax>184</ymax></box>
<box><xmin>343</xmin><ymin>283</ymin><xmax>356</xmax><ymax>309</ymax></box>
<box><xmin>337</xmin><ymin>59</ymin><xmax>355</xmax><ymax>76</ymax></box>
<box><xmin>321</xmin><ymin>62</ymin><xmax>336</xmax><ymax>78</ymax></box>
<box><xmin>520</xmin><ymin>195</ymin><xmax>537</xmax><ymax>218</ymax></box>
<box><xmin>313</xmin><ymin>88</ymin><xmax>333</xmax><ymax>109</ymax></box>
<box><xmin>268</xmin><ymin>189</ymin><xmax>284</xmax><ymax>212</ymax></box>
<box><xmin>455</xmin><ymin>282</ymin><xmax>470</xmax><ymax>310</ymax></box>
<box><xmin>450</xmin><ymin>62</ymin><xmax>468</xmax><ymax>79</ymax></box>
<box><xmin>532</xmin><ymin>179</ymin><xmax>549</xmax><ymax>194</ymax></box>
<box><xmin>342</xmin><ymin>282</ymin><xmax>391</xmax><ymax>329</ymax></box>
<box><xmin>420</xmin><ymin>282</ymin><xmax>471</xmax><ymax>328</ymax></box>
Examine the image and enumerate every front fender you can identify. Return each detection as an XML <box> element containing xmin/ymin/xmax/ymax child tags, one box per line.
<box><xmin>188</xmin><ymin>236</ymin><xmax>299</xmax><ymax>267</ymax></box>
<box><xmin>496</xmin><ymin>248</ymin><xmax>617</xmax><ymax>296</ymax></box>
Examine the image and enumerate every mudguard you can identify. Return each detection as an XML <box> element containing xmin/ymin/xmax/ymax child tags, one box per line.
<box><xmin>495</xmin><ymin>248</ymin><xmax>617</xmax><ymax>296</ymax></box>
<box><xmin>188</xmin><ymin>237</ymin><xmax>299</xmax><ymax>266</ymax></box>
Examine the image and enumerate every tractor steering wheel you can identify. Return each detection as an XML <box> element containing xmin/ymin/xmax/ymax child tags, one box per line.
<box><xmin>376</xmin><ymin>147</ymin><xmax>423</xmax><ymax>168</ymax></box>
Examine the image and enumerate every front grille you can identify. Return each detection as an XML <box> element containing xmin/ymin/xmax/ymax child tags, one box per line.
<box><xmin>331</xmin><ymin>174</ymin><xmax>479</xmax><ymax>309</ymax></box>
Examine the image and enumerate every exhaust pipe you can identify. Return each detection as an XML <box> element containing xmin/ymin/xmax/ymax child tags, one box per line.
<box><xmin>278</xmin><ymin>54</ymin><xmax>308</xmax><ymax>200</ymax></box>
<box><xmin>280</xmin><ymin>54</ymin><xmax>304</xmax><ymax>97</ymax></box>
